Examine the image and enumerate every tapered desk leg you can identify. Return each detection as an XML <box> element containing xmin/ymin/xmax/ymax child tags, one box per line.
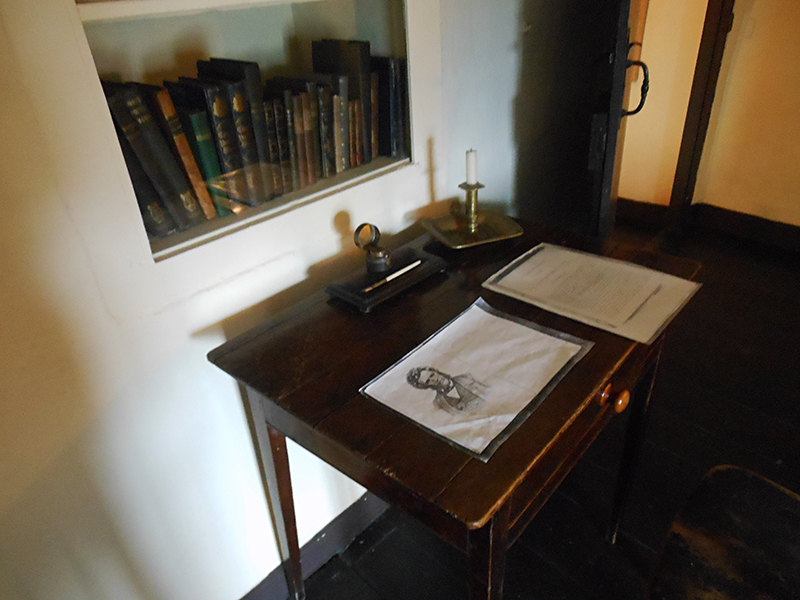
<box><xmin>607</xmin><ymin>348</ymin><xmax>662</xmax><ymax>544</ymax></box>
<box><xmin>468</xmin><ymin>504</ymin><xmax>510</xmax><ymax>600</ymax></box>
<box><xmin>243</xmin><ymin>387</ymin><xmax>305</xmax><ymax>600</ymax></box>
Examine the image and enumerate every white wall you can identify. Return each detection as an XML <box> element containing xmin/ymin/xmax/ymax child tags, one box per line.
<box><xmin>618</xmin><ymin>0</ymin><xmax>800</xmax><ymax>228</ymax></box>
<box><xmin>0</xmin><ymin>0</ymin><xmax>444</xmax><ymax>598</ymax></box>
<box><xmin>440</xmin><ymin>0</ymin><xmax>521</xmax><ymax>206</ymax></box>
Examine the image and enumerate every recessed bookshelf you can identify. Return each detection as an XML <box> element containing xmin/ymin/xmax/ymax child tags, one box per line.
<box><xmin>79</xmin><ymin>0</ymin><xmax>411</xmax><ymax>260</ymax></box>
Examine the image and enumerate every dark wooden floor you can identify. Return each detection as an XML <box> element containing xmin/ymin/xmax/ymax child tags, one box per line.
<box><xmin>293</xmin><ymin>223</ymin><xmax>800</xmax><ymax>600</ymax></box>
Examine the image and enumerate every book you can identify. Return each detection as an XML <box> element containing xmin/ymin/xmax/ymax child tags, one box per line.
<box><xmin>332</xmin><ymin>94</ymin><xmax>344</xmax><ymax>173</ymax></box>
<box><xmin>262</xmin><ymin>100</ymin><xmax>284</xmax><ymax>196</ymax></box>
<box><xmin>202</xmin><ymin>58</ymin><xmax>276</xmax><ymax>200</ymax></box>
<box><xmin>371</xmin><ymin>56</ymin><xmax>401</xmax><ymax>157</ymax></box>
<box><xmin>304</xmin><ymin>73</ymin><xmax>349</xmax><ymax>172</ymax></box>
<box><xmin>104</xmin><ymin>82</ymin><xmax>205</xmax><ymax>231</ymax></box>
<box><xmin>370</xmin><ymin>71</ymin><xmax>379</xmax><ymax>160</ymax></box>
<box><xmin>269</xmin><ymin>96</ymin><xmax>294</xmax><ymax>194</ymax></box>
<box><xmin>113</xmin><ymin>118</ymin><xmax>177</xmax><ymax>238</ymax></box>
<box><xmin>181</xmin><ymin>108</ymin><xmax>235</xmax><ymax>216</ymax></box>
<box><xmin>267</xmin><ymin>77</ymin><xmax>322</xmax><ymax>183</ymax></box>
<box><xmin>398</xmin><ymin>58</ymin><xmax>409</xmax><ymax>158</ymax></box>
<box><xmin>292</xmin><ymin>93</ymin><xmax>309</xmax><ymax>189</ymax></box>
<box><xmin>200</xmin><ymin>73</ymin><xmax>268</xmax><ymax>205</ymax></box>
<box><xmin>280</xmin><ymin>90</ymin><xmax>301</xmax><ymax>191</ymax></box>
<box><xmin>350</xmin><ymin>98</ymin><xmax>363</xmax><ymax>166</ymax></box>
<box><xmin>145</xmin><ymin>86</ymin><xmax>217</xmax><ymax>220</ymax></box>
<box><xmin>312</xmin><ymin>39</ymin><xmax>371</xmax><ymax>163</ymax></box>
<box><xmin>316</xmin><ymin>84</ymin><xmax>335</xmax><ymax>178</ymax></box>
<box><xmin>171</xmin><ymin>77</ymin><xmax>254</xmax><ymax>208</ymax></box>
<box><xmin>300</xmin><ymin>91</ymin><xmax>316</xmax><ymax>185</ymax></box>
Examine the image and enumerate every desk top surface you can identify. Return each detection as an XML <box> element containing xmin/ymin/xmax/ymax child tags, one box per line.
<box><xmin>209</xmin><ymin>222</ymin><xmax>700</xmax><ymax>532</ymax></box>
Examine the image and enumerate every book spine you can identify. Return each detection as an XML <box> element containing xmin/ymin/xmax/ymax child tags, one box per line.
<box><xmin>283</xmin><ymin>91</ymin><xmax>301</xmax><ymax>191</ymax></box>
<box><xmin>200</xmin><ymin>58</ymin><xmax>275</xmax><ymax>200</ymax></box>
<box><xmin>292</xmin><ymin>94</ymin><xmax>308</xmax><ymax>189</ymax></box>
<box><xmin>305</xmin><ymin>82</ymin><xmax>323</xmax><ymax>181</ymax></box>
<box><xmin>154</xmin><ymin>88</ymin><xmax>217</xmax><ymax>220</ymax></box>
<box><xmin>317</xmin><ymin>85</ymin><xmax>335</xmax><ymax>179</ymax></box>
<box><xmin>398</xmin><ymin>58</ymin><xmax>409</xmax><ymax>157</ymax></box>
<box><xmin>200</xmin><ymin>84</ymin><xmax>250</xmax><ymax>209</ymax></box>
<box><xmin>126</xmin><ymin>89</ymin><xmax>206</xmax><ymax>226</ymax></box>
<box><xmin>340</xmin><ymin>76</ymin><xmax>350</xmax><ymax>170</ymax></box>
<box><xmin>272</xmin><ymin>97</ymin><xmax>294</xmax><ymax>193</ymax></box>
<box><xmin>184</xmin><ymin>109</ymin><xmax>234</xmax><ymax>216</ymax></box>
<box><xmin>107</xmin><ymin>88</ymin><xmax>203</xmax><ymax>230</ymax></box>
<box><xmin>114</xmin><ymin>120</ymin><xmax>176</xmax><ymax>238</ymax></box>
<box><xmin>263</xmin><ymin>101</ymin><xmax>284</xmax><ymax>196</ymax></box>
<box><xmin>226</xmin><ymin>80</ymin><xmax>267</xmax><ymax>205</ymax></box>
<box><xmin>351</xmin><ymin>99</ymin><xmax>363</xmax><ymax>167</ymax></box>
<box><xmin>332</xmin><ymin>94</ymin><xmax>344</xmax><ymax>174</ymax></box>
<box><xmin>349</xmin><ymin>99</ymin><xmax>358</xmax><ymax>168</ymax></box>
<box><xmin>301</xmin><ymin>92</ymin><xmax>316</xmax><ymax>185</ymax></box>
<box><xmin>390</xmin><ymin>58</ymin><xmax>400</xmax><ymax>156</ymax></box>
<box><xmin>370</xmin><ymin>72</ymin><xmax>379</xmax><ymax>161</ymax></box>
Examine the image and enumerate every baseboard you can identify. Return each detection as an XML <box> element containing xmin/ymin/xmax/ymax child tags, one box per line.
<box><xmin>241</xmin><ymin>492</ymin><xmax>388</xmax><ymax>600</ymax></box>
<box><xmin>690</xmin><ymin>203</ymin><xmax>800</xmax><ymax>254</ymax></box>
<box><xmin>615</xmin><ymin>197</ymin><xmax>668</xmax><ymax>229</ymax></box>
<box><xmin>615</xmin><ymin>198</ymin><xmax>800</xmax><ymax>254</ymax></box>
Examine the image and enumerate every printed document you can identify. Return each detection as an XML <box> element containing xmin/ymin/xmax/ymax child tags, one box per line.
<box><xmin>483</xmin><ymin>244</ymin><xmax>700</xmax><ymax>344</ymax></box>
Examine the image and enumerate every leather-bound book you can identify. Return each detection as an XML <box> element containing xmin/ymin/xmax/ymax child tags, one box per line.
<box><xmin>113</xmin><ymin>119</ymin><xmax>176</xmax><ymax>238</ymax></box>
<box><xmin>316</xmin><ymin>84</ymin><xmax>335</xmax><ymax>178</ymax></box>
<box><xmin>370</xmin><ymin>56</ymin><xmax>401</xmax><ymax>157</ymax></box>
<box><xmin>171</xmin><ymin>77</ymin><xmax>253</xmax><ymax>208</ymax></box>
<box><xmin>145</xmin><ymin>86</ymin><xmax>217</xmax><ymax>219</ymax></box>
<box><xmin>312</xmin><ymin>39</ymin><xmax>372</xmax><ymax>163</ymax></box>
<box><xmin>292</xmin><ymin>93</ymin><xmax>309</xmax><ymax>189</ymax></box>
<box><xmin>262</xmin><ymin>100</ymin><xmax>284</xmax><ymax>196</ymax></box>
<box><xmin>203</xmin><ymin>58</ymin><xmax>275</xmax><ymax>200</ymax></box>
<box><xmin>269</xmin><ymin>96</ymin><xmax>294</xmax><ymax>194</ymax></box>
<box><xmin>104</xmin><ymin>82</ymin><xmax>204</xmax><ymax>231</ymax></box>
<box><xmin>180</xmin><ymin>108</ymin><xmax>234</xmax><ymax>216</ymax></box>
<box><xmin>197</xmin><ymin>60</ymin><xmax>272</xmax><ymax>204</ymax></box>
<box><xmin>306</xmin><ymin>73</ymin><xmax>349</xmax><ymax>172</ymax></box>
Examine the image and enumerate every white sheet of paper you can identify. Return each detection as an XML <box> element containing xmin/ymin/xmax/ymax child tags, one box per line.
<box><xmin>483</xmin><ymin>243</ymin><xmax>700</xmax><ymax>344</ymax></box>
<box><xmin>362</xmin><ymin>300</ymin><xmax>591</xmax><ymax>457</ymax></box>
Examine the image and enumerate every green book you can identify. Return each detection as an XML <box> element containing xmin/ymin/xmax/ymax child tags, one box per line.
<box><xmin>182</xmin><ymin>109</ymin><xmax>234</xmax><ymax>217</ymax></box>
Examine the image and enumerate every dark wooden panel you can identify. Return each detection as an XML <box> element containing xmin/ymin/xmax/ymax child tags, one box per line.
<box><xmin>252</xmin><ymin>386</ymin><xmax>471</xmax><ymax>548</ymax></box>
<box><xmin>433</xmin><ymin>332</ymin><xmax>637</xmax><ymax>528</ymax></box>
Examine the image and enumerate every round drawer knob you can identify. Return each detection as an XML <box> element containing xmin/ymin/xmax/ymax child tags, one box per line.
<box><xmin>614</xmin><ymin>390</ymin><xmax>630</xmax><ymax>413</ymax></box>
<box><xmin>599</xmin><ymin>384</ymin><xmax>612</xmax><ymax>407</ymax></box>
<box><xmin>598</xmin><ymin>384</ymin><xmax>630</xmax><ymax>413</ymax></box>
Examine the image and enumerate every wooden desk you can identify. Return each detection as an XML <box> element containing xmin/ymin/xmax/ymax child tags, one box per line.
<box><xmin>208</xmin><ymin>223</ymin><xmax>699</xmax><ymax>600</ymax></box>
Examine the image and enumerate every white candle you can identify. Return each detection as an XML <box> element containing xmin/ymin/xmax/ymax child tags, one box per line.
<box><xmin>466</xmin><ymin>149</ymin><xmax>478</xmax><ymax>185</ymax></box>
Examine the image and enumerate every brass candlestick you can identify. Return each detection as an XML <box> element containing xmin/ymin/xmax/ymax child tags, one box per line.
<box><xmin>459</xmin><ymin>181</ymin><xmax>484</xmax><ymax>234</ymax></box>
<box><xmin>423</xmin><ymin>180</ymin><xmax>523</xmax><ymax>249</ymax></box>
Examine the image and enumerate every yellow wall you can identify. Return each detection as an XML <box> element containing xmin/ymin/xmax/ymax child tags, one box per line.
<box><xmin>619</xmin><ymin>0</ymin><xmax>800</xmax><ymax>228</ymax></box>
<box><xmin>694</xmin><ymin>0</ymin><xmax>800</xmax><ymax>227</ymax></box>
<box><xmin>617</xmin><ymin>0</ymin><xmax>707</xmax><ymax>206</ymax></box>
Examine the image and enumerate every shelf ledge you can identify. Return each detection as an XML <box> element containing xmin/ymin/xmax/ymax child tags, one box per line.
<box><xmin>77</xmin><ymin>0</ymin><xmax>324</xmax><ymax>23</ymax></box>
<box><xmin>150</xmin><ymin>156</ymin><xmax>412</xmax><ymax>262</ymax></box>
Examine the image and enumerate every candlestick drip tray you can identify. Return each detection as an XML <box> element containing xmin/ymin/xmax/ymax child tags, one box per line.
<box><xmin>423</xmin><ymin>212</ymin><xmax>523</xmax><ymax>249</ymax></box>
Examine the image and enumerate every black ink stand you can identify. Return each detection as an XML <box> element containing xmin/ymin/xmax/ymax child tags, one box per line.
<box><xmin>326</xmin><ymin>223</ymin><xmax>447</xmax><ymax>313</ymax></box>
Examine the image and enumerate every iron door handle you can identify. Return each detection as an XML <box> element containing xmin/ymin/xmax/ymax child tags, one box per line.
<box><xmin>623</xmin><ymin>60</ymin><xmax>649</xmax><ymax>117</ymax></box>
